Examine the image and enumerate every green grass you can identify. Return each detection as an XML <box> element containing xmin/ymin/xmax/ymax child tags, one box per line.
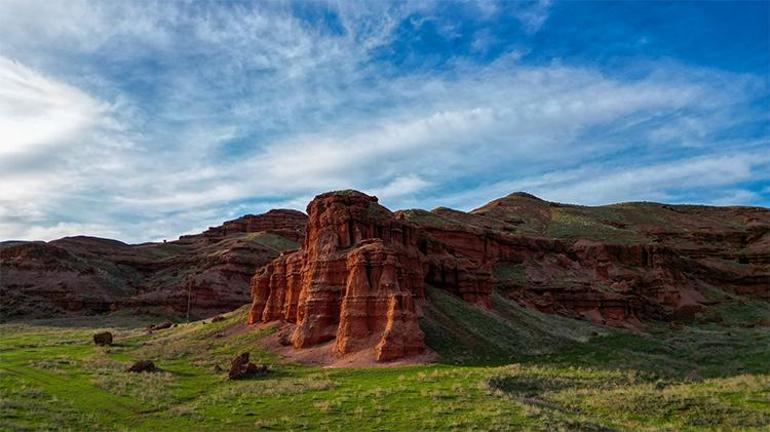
<box><xmin>1</xmin><ymin>296</ymin><xmax>769</xmax><ymax>431</ymax></box>
<box><xmin>398</xmin><ymin>209</ymin><xmax>461</xmax><ymax>230</ymax></box>
<box><xmin>545</xmin><ymin>207</ymin><xmax>645</xmax><ymax>244</ymax></box>
<box><xmin>487</xmin><ymin>365</ymin><xmax>770</xmax><ymax>431</ymax></box>
<box><xmin>237</xmin><ymin>232</ymin><xmax>299</xmax><ymax>252</ymax></box>
<box><xmin>202</xmin><ymin>232</ymin><xmax>298</xmax><ymax>260</ymax></box>
<box><xmin>421</xmin><ymin>286</ymin><xmax>601</xmax><ymax>363</ymax></box>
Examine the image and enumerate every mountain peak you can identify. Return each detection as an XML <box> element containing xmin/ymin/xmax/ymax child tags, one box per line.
<box><xmin>504</xmin><ymin>191</ymin><xmax>544</xmax><ymax>201</ymax></box>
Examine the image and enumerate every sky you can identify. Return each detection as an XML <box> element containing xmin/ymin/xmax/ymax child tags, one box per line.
<box><xmin>0</xmin><ymin>0</ymin><xmax>768</xmax><ymax>243</ymax></box>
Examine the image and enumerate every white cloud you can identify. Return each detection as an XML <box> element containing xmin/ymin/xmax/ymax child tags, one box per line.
<box><xmin>368</xmin><ymin>175</ymin><xmax>432</xmax><ymax>200</ymax></box>
<box><xmin>0</xmin><ymin>55</ymin><xmax>139</xmax><ymax>242</ymax></box>
<box><xmin>0</xmin><ymin>56</ymin><xmax>125</xmax><ymax>217</ymax></box>
<box><xmin>213</xmin><ymin>64</ymin><xmax>743</xmax><ymax>203</ymax></box>
<box><xmin>2</xmin><ymin>222</ymin><xmax>122</xmax><ymax>242</ymax></box>
<box><xmin>0</xmin><ymin>57</ymin><xmax>106</xmax><ymax>156</ymax></box>
<box><xmin>706</xmin><ymin>189</ymin><xmax>761</xmax><ymax>206</ymax></box>
<box><xmin>537</xmin><ymin>153</ymin><xmax>760</xmax><ymax>205</ymax></box>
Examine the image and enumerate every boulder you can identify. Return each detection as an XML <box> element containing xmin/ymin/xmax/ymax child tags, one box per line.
<box><xmin>151</xmin><ymin>321</ymin><xmax>173</xmax><ymax>330</ymax></box>
<box><xmin>228</xmin><ymin>352</ymin><xmax>268</xmax><ymax>380</ymax></box>
<box><xmin>127</xmin><ymin>360</ymin><xmax>156</xmax><ymax>373</ymax></box>
<box><xmin>93</xmin><ymin>331</ymin><xmax>113</xmax><ymax>346</ymax></box>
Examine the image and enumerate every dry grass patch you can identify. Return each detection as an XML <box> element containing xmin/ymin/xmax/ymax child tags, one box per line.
<box><xmin>89</xmin><ymin>358</ymin><xmax>176</xmax><ymax>406</ymax></box>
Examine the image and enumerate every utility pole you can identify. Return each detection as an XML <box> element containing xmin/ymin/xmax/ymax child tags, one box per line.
<box><xmin>186</xmin><ymin>280</ymin><xmax>193</xmax><ymax>323</ymax></box>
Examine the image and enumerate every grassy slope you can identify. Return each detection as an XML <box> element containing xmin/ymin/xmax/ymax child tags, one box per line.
<box><xmin>421</xmin><ymin>286</ymin><xmax>602</xmax><ymax>363</ymax></box>
<box><xmin>1</xmin><ymin>295</ymin><xmax>769</xmax><ymax>431</ymax></box>
<box><xmin>467</xmin><ymin>193</ymin><xmax>765</xmax><ymax>245</ymax></box>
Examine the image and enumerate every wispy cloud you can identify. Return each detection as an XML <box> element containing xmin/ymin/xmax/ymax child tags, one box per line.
<box><xmin>0</xmin><ymin>56</ymin><xmax>133</xmax><ymax>240</ymax></box>
<box><xmin>513</xmin><ymin>0</ymin><xmax>552</xmax><ymax>33</ymax></box>
<box><xmin>0</xmin><ymin>58</ymin><xmax>104</xmax><ymax>155</ymax></box>
<box><xmin>439</xmin><ymin>149</ymin><xmax>770</xmax><ymax>210</ymax></box>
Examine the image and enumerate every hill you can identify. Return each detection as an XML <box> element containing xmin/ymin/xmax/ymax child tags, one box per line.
<box><xmin>0</xmin><ymin>210</ymin><xmax>307</xmax><ymax>319</ymax></box>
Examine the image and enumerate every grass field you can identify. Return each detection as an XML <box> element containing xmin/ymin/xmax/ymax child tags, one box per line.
<box><xmin>1</xmin><ymin>294</ymin><xmax>769</xmax><ymax>431</ymax></box>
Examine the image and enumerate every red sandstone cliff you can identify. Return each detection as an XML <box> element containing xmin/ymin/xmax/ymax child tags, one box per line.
<box><xmin>180</xmin><ymin>209</ymin><xmax>307</xmax><ymax>243</ymax></box>
<box><xmin>248</xmin><ymin>191</ymin><xmax>426</xmax><ymax>361</ymax></box>
<box><xmin>249</xmin><ymin>190</ymin><xmax>769</xmax><ymax>361</ymax></box>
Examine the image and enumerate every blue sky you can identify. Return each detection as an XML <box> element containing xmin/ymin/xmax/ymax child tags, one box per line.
<box><xmin>0</xmin><ymin>0</ymin><xmax>768</xmax><ymax>242</ymax></box>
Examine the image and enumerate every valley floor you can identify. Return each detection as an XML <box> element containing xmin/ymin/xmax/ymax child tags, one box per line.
<box><xmin>1</xmin><ymin>296</ymin><xmax>769</xmax><ymax>431</ymax></box>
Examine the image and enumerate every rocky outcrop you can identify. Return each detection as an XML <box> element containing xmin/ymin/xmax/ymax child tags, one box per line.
<box><xmin>405</xmin><ymin>194</ymin><xmax>769</xmax><ymax>326</ymax></box>
<box><xmin>0</xmin><ymin>240</ymin><xmax>132</xmax><ymax>317</ymax></box>
<box><xmin>249</xmin><ymin>191</ymin><xmax>427</xmax><ymax>361</ymax></box>
<box><xmin>228</xmin><ymin>352</ymin><xmax>268</xmax><ymax>379</ymax></box>
<box><xmin>335</xmin><ymin>240</ymin><xmax>424</xmax><ymax>361</ymax></box>
<box><xmin>249</xmin><ymin>190</ymin><xmax>769</xmax><ymax>360</ymax></box>
<box><xmin>93</xmin><ymin>332</ymin><xmax>113</xmax><ymax>346</ymax></box>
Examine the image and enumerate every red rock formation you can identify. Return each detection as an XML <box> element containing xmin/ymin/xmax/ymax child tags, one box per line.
<box><xmin>180</xmin><ymin>209</ymin><xmax>307</xmax><ymax>243</ymax></box>
<box><xmin>407</xmin><ymin>194</ymin><xmax>769</xmax><ymax>325</ymax></box>
<box><xmin>409</xmin><ymin>213</ymin><xmax>703</xmax><ymax>325</ymax></box>
<box><xmin>249</xmin><ymin>190</ymin><xmax>769</xmax><ymax>361</ymax></box>
<box><xmin>336</xmin><ymin>240</ymin><xmax>424</xmax><ymax>361</ymax></box>
<box><xmin>249</xmin><ymin>191</ymin><xmax>426</xmax><ymax>361</ymax></box>
<box><xmin>5</xmin><ymin>187</ymin><xmax>768</xmax><ymax>363</ymax></box>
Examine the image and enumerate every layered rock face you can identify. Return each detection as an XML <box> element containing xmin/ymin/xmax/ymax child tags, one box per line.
<box><xmin>250</xmin><ymin>190</ymin><xmax>769</xmax><ymax>360</ymax></box>
<box><xmin>414</xmin><ymin>193</ymin><xmax>769</xmax><ymax>325</ymax></box>
<box><xmin>249</xmin><ymin>191</ymin><xmax>426</xmax><ymax>361</ymax></box>
<box><xmin>180</xmin><ymin>209</ymin><xmax>307</xmax><ymax>243</ymax></box>
<box><xmin>1</xmin><ymin>210</ymin><xmax>307</xmax><ymax>319</ymax></box>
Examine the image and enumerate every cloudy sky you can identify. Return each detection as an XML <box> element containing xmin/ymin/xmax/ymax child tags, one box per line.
<box><xmin>1</xmin><ymin>0</ymin><xmax>768</xmax><ymax>242</ymax></box>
